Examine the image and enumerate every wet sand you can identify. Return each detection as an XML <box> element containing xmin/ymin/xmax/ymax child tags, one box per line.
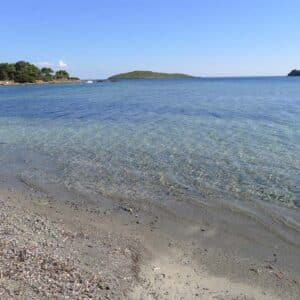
<box><xmin>0</xmin><ymin>174</ymin><xmax>299</xmax><ymax>299</ymax></box>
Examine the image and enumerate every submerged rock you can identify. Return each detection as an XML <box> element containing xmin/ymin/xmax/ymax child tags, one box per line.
<box><xmin>293</xmin><ymin>200</ymin><xmax>300</xmax><ymax>208</ymax></box>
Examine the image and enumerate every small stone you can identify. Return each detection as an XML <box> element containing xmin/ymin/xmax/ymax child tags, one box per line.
<box><xmin>250</xmin><ymin>267</ymin><xmax>260</xmax><ymax>274</ymax></box>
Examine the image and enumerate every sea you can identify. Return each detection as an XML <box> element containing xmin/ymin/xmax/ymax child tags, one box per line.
<box><xmin>0</xmin><ymin>77</ymin><xmax>299</xmax><ymax>232</ymax></box>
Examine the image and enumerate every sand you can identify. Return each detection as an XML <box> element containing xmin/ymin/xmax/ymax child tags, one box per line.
<box><xmin>0</xmin><ymin>178</ymin><xmax>299</xmax><ymax>299</ymax></box>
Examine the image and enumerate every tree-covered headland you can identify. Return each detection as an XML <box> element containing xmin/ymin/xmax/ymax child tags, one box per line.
<box><xmin>0</xmin><ymin>61</ymin><xmax>79</xmax><ymax>83</ymax></box>
<box><xmin>108</xmin><ymin>70</ymin><xmax>194</xmax><ymax>79</ymax></box>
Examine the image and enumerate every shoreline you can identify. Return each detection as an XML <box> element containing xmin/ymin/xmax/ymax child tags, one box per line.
<box><xmin>0</xmin><ymin>79</ymin><xmax>82</xmax><ymax>86</ymax></box>
<box><xmin>0</xmin><ymin>175</ymin><xmax>299</xmax><ymax>299</ymax></box>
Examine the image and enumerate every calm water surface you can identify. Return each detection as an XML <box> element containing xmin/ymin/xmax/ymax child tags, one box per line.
<box><xmin>0</xmin><ymin>77</ymin><xmax>299</xmax><ymax>217</ymax></box>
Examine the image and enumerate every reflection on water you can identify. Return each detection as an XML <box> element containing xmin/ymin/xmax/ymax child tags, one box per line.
<box><xmin>0</xmin><ymin>78</ymin><xmax>299</xmax><ymax>213</ymax></box>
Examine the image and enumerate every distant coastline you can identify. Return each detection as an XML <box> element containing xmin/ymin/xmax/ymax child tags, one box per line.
<box><xmin>108</xmin><ymin>70</ymin><xmax>194</xmax><ymax>79</ymax></box>
<box><xmin>288</xmin><ymin>69</ymin><xmax>300</xmax><ymax>76</ymax></box>
<box><xmin>0</xmin><ymin>61</ymin><xmax>80</xmax><ymax>85</ymax></box>
<box><xmin>0</xmin><ymin>79</ymin><xmax>81</xmax><ymax>86</ymax></box>
<box><xmin>0</xmin><ymin>79</ymin><xmax>83</xmax><ymax>86</ymax></box>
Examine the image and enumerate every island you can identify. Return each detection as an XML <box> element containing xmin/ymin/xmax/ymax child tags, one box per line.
<box><xmin>108</xmin><ymin>70</ymin><xmax>194</xmax><ymax>79</ymax></box>
<box><xmin>0</xmin><ymin>61</ymin><xmax>80</xmax><ymax>85</ymax></box>
<box><xmin>287</xmin><ymin>69</ymin><xmax>300</xmax><ymax>76</ymax></box>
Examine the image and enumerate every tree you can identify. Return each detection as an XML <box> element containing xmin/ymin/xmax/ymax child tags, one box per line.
<box><xmin>0</xmin><ymin>64</ymin><xmax>9</xmax><ymax>80</ymax></box>
<box><xmin>41</xmin><ymin>67</ymin><xmax>54</xmax><ymax>81</ymax></box>
<box><xmin>55</xmin><ymin>70</ymin><xmax>69</xmax><ymax>79</ymax></box>
<box><xmin>0</xmin><ymin>63</ymin><xmax>16</xmax><ymax>81</ymax></box>
<box><xmin>14</xmin><ymin>61</ymin><xmax>41</xmax><ymax>83</ymax></box>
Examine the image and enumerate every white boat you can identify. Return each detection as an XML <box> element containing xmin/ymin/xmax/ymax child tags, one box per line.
<box><xmin>86</xmin><ymin>80</ymin><xmax>93</xmax><ymax>84</ymax></box>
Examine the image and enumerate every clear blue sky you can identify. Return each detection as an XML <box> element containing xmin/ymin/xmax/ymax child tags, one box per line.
<box><xmin>1</xmin><ymin>0</ymin><xmax>299</xmax><ymax>78</ymax></box>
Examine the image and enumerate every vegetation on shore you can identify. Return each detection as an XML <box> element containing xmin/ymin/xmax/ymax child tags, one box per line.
<box><xmin>108</xmin><ymin>70</ymin><xmax>194</xmax><ymax>79</ymax></box>
<box><xmin>288</xmin><ymin>69</ymin><xmax>300</xmax><ymax>76</ymax></box>
<box><xmin>0</xmin><ymin>61</ymin><xmax>79</xmax><ymax>83</ymax></box>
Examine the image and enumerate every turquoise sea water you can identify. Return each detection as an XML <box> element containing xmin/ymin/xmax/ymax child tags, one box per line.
<box><xmin>0</xmin><ymin>77</ymin><xmax>299</xmax><ymax>216</ymax></box>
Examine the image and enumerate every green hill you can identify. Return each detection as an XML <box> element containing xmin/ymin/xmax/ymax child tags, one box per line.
<box><xmin>288</xmin><ymin>69</ymin><xmax>300</xmax><ymax>76</ymax></box>
<box><xmin>108</xmin><ymin>70</ymin><xmax>194</xmax><ymax>79</ymax></box>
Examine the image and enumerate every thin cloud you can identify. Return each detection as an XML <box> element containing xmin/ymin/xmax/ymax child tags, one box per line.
<box><xmin>58</xmin><ymin>60</ymin><xmax>67</xmax><ymax>68</ymax></box>
<box><xmin>36</xmin><ymin>61</ymin><xmax>53</xmax><ymax>68</ymax></box>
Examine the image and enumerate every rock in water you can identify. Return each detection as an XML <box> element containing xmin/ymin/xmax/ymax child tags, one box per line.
<box><xmin>293</xmin><ymin>200</ymin><xmax>300</xmax><ymax>208</ymax></box>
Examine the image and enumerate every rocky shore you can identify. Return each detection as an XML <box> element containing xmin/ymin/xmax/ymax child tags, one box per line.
<box><xmin>0</xmin><ymin>79</ymin><xmax>81</xmax><ymax>86</ymax></box>
<box><xmin>0</xmin><ymin>188</ymin><xmax>141</xmax><ymax>299</ymax></box>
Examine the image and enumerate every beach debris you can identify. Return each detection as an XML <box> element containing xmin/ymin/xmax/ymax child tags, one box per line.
<box><xmin>119</xmin><ymin>205</ymin><xmax>133</xmax><ymax>214</ymax></box>
<box><xmin>249</xmin><ymin>267</ymin><xmax>260</xmax><ymax>274</ymax></box>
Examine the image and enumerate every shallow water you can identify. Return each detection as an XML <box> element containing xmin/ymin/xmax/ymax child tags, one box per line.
<box><xmin>0</xmin><ymin>78</ymin><xmax>299</xmax><ymax>217</ymax></box>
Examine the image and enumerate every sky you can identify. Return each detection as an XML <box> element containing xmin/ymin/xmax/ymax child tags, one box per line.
<box><xmin>1</xmin><ymin>0</ymin><xmax>300</xmax><ymax>78</ymax></box>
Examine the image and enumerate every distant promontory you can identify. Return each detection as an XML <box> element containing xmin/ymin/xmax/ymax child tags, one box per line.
<box><xmin>0</xmin><ymin>61</ymin><xmax>80</xmax><ymax>85</ymax></box>
<box><xmin>288</xmin><ymin>69</ymin><xmax>300</xmax><ymax>76</ymax></box>
<box><xmin>108</xmin><ymin>70</ymin><xmax>194</xmax><ymax>79</ymax></box>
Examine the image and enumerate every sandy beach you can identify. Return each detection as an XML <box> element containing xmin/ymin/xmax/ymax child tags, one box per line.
<box><xmin>0</xmin><ymin>176</ymin><xmax>299</xmax><ymax>299</ymax></box>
